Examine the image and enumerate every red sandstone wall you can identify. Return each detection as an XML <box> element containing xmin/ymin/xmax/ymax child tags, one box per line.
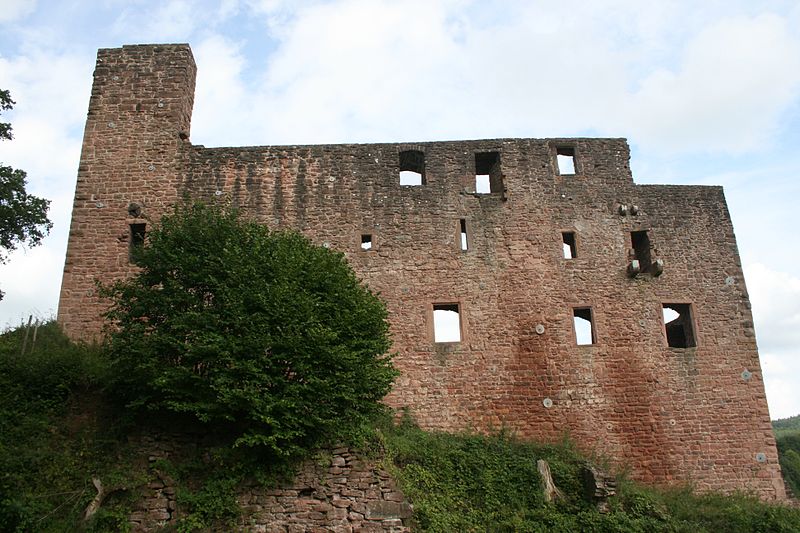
<box><xmin>57</xmin><ymin>45</ymin><xmax>785</xmax><ymax>499</ymax></box>
<box><xmin>58</xmin><ymin>44</ymin><xmax>195</xmax><ymax>339</ymax></box>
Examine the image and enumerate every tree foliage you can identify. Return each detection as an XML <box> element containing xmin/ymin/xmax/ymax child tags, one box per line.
<box><xmin>0</xmin><ymin>89</ymin><xmax>53</xmax><ymax>298</ymax></box>
<box><xmin>102</xmin><ymin>203</ymin><xmax>397</xmax><ymax>457</ymax></box>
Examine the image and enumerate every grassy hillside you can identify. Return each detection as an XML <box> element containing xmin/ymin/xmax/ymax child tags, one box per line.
<box><xmin>2</xmin><ymin>322</ymin><xmax>799</xmax><ymax>532</ymax></box>
<box><xmin>381</xmin><ymin>421</ymin><xmax>800</xmax><ymax>532</ymax></box>
<box><xmin>773</xmin><ymin>416</ymin><xmax>800</xmax><ymax>500</ymax></box>
<box><xmin>774</xmin><ymin>415</ymin><xmax>800</xmax><ymax>436</ymax></box>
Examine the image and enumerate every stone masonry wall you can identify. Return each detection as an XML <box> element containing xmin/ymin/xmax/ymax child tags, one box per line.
<box><xmin>129</xmin><ymin>433</ymin><xmax>411</xmax><ymax>532</ymax></box>
<box><xmin>58</xmin><ymin>44</ymin><xmax>786</xmax><ymax>500</ymax></box>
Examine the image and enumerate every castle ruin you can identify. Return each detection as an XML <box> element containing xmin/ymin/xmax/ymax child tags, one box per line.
<box><xmin>57</xmin><ymin>44</ymin><xmax>786</xmax><ymax>499</ymax></box>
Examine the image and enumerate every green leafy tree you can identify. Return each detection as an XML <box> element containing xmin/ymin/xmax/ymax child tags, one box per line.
<box><xmin>102</xmin><ymin>203</ymin><xmax>397</xmax><ymax>458</ymax></box>
<box><xmin>0</xmin><ymin>90</ymin><xmax>52</xmax><ymax>299</ymax></box>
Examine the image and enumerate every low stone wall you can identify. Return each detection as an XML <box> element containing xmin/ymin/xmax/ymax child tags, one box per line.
<box><xmin>236</xmin><ymin>446</ymin><xmax>411</xmax><ymax>532</ymax></box>
<box><xmin>128</xmin><ymin>434</ymin><xmax>412</xmax><ymax>532</ymax></box>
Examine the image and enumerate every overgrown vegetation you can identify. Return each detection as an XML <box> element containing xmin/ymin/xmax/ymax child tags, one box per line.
<box><xmin>0</xmin><ymin>321</ymin><xmax>137</xmax><ymax>532</ymax></box>
<box><xmin>102</xmin><ymin>202</ymin><xmax>397</xmax><ymax>459</ymax></box>
<box><xmin>774</xmin><ymin>415</ymin><xmax>800</xmax><ymax>498</ymax></box>
<box><xmin>2</xmin><ymin>323</ymin><xmax>800</xmax><ymax>532</ymax></box>
<box><xmin>380</xmin><ymin>418</ymin><xmax>800</xmax><ymax>532</ymax></box>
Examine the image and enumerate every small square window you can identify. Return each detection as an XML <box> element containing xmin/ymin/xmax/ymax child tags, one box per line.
<box><xmin>433</xmin><ymin>303</ymin><xmax>461</xmax><ymax>343</ymax></box>
<box><xmin>475</xmin><ymin>152</ymin><xmax>502</xmax><ymax>193</ymax></box>
<box><xmin>562</xmin><ymin>232</ymin><xmax>576</xmax><ymax>259</ymax></box>
<box><xmin>361</xmin><ymin>234</ymin><xmax>373</xmax><ymax>251</ymax></box>
<box><xmin>573</xmin><ymin>307</ymin><xmax>595</xmax><ymax>345</ymax></box>
<box><xmin>663</xmin><ymin>304</ymin><xmax>696</xmax><ymax>348</ymax></box>
<box><xmin>556</xmin><ymin>146</ymin><xmax>576</xmax><ymax>175</ymax></box>
<box><xmin>399</xmin><ymin>150</ymin><xmax>425</xmax><ymax>185</ymax></box>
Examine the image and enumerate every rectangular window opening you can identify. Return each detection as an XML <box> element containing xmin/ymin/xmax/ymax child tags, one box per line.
<box><xmin>399</xmin><ymin>150</ymin><xmax>425</xmax><ymax>185</ymax></box>
<box><xmin>475</xmin><ymin>151</ymin><xmax>502</xmax><ymax>193</ymax></box>
<box><xmin>556</xmin><ymin>146</ymin><xmax>576</xmax><ymax>175</ymax></box>
<box><xmin>562</xmin><ymin>232</ymin><xmax>576</xmax><ymax>259</ymax></box>
<box><xmin>475</xmin><ymin>174</ymin><xmax>491</xmax><ymax>194</ymax></box>
<box><xmin>129</xmin><ymin>223</ymin><xmax>146</xmax><ymax>261</ymax></box>
<box><xmin>361</xmin><ymin>234</ymin><xmax>372</xmax><ymax>251</ymax></box>
<box><xmin>433</xmin><ymin>303</ymin><xmax>461</xmax><ymax>343</ymax></box>
<box><xmin>460</xmin><ymin>219</ymin><xmax>468</xmax><ymax>251</ymax></box>
<box><xmin>631</xmin><ymin>230</ymin><xmax>652</xmax><ymax>272</ymax></box>
<box><xmin>663</xmin><ymin>304</ymin><xmax>696</xmax><ymax>348</ymax></box>
<box><xmin>573</xmin><ymin>307</ymin><xmax>595</xmax><ymax>345</ymax></box>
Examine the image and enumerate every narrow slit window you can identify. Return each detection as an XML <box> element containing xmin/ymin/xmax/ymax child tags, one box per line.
<box><xmin>556</xmin><ymin>146</ymin><xmax>576</xmax><ymax>175</ymax></box>
<box><xmin>663</xmin><ymin>304</ymin><xmax>696</xmax><ymax>348</ymax></box>
<box><xmin>631</xmin><ymin>231</ymin><xmax>652</xmax><ymax>272</ymax></box>
<box><xmin>361</xmin><ymin>234</ymin><xmax>372</xmax><ymax>251</ymax></box>
<box><xmin>399</xmin><ymin>150</ymin><xmax>425</xmax><ymax>185</ymax></box>
<box><xmin>129</xmin><ymin>223</ymin><xmax>146</xmax><ymax>261</ymax></box>
<box><xmin>460</xmin><ymin>219</ymin><xmax>468</xmax><ymax>251</ymax></box>
<box><xmin>433</xmin><ymin>303</ymin><xmax>461</xmax><ymax>343</ymax></box>
<box><xmin>475</xmin><ymin>152</ymin><xmax>502</xmax><ymax>193</ymax></box>
<box><xmin>573</xmin><ymin>307</ymin><xmax>595</xmax><ymax>345</ymax></box>
<box><xmin>562</xmin><ymin>232</ymin><xmax>576</xmax><ymax>258</ymax></box>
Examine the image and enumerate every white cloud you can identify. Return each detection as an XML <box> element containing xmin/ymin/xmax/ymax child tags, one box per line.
<box><xmin>191</xmin><ymin>35</ymin><xmax>255</xmax><ymax>146</ymax></box>
<box><xmin>0</xmin><ymin>51</ymin><xmax>91</xmax><ymax>195</ymax></box>
<box><xmin>761</xmin><ymin>351</ymin><xmax>800</xmax><ymax>420</ymax></box>
<box><xmin>0</xmin><ymin>238</ymin><xmax>64</xmax><ymax>328</ymax></box>
<box><xmin>745</xmin><ymin>262</ymin><xmax>800</xmax><ymax>353</ymax></box>
<box><xmin>743</xmin><ymin>262</ymin><xmax>800</xmax><ymax>417</ymax></box>
<box><xmin>624</xmin><ymin>14</ymin><xmax>800</xmax><ymax>154</ymax></box>
<box><xmin>0</xmin><ymin>50</ymin><xmax>91</xmax><ymax>327</ymax></box>
<box><xmin>0</xmin><ymin>0</ymin><xmax>36</xmax><ymax>23</ymax></box>
<box><xmin>249</xmin><ymin>0</ymin><xmax>468</xmax><ymax>143</ymax></box>
<box><xmin>201</xmin><ymin>2</ymin><xmax>797</xmax><ymax>153</ymax></box>
<box><xmin>111</xmin><ymin>0</ymin><xmax>198</xmax><ymax>41</ymax></box>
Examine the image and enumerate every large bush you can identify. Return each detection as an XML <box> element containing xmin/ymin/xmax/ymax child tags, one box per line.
<box><xmin>102</xmin><ymin>203</ymin><xmax>397</xmax><ymax>457</ymax></box>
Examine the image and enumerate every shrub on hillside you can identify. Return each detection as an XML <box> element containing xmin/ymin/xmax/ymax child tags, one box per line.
<box><xmin>776</xmin><ymin>431</ymin><xmax>800</xmax><ymax>497</ymax></box>
<box><xmin>102</xmin><ymin>203</ymin><xmax>397</xmax><ymax>458</ymax></box>
<box><xmin>0</xmin><ymin>322</ymin><xmax>120</xmax><ymax>532</ymax></box>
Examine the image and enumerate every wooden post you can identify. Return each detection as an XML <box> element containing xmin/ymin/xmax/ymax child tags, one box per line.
<box><xmin>30</xmin><ymin>320</ymin><xmax>39</xmax><ymax>353</ymax></box>
<box><xmin>19</xmin><ymin>315</ymin><xmax>32</xmax><ymax>356</ymax></box>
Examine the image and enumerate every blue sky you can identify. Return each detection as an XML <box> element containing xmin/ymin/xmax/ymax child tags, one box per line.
<box><xmin>1</xmin><ymin>0</ymin><xmax>799</xmax><ymax>418</ymax></box>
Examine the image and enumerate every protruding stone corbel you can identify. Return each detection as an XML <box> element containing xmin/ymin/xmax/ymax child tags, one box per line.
<box><xmin>651</xmin><ymin>258</ymin><xmax>664</xmax><ymax>277</ymax></box>
<box><xmin>627</xmin><ymin>259</ymin><xmax>641</xmax><ymax>277</ymax></box>
<box><xmin>127</xmin><ymin>202</ymin><xmax>142</xmax><ymax>218</ymax></box>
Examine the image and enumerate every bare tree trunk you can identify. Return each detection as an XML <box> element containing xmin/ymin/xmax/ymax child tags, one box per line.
<box><xmin>537</xmin><ymin>459</ymin><xmax>564</xmax><ymax>503</ymax></box>
<box><xmin>82</xmin><ymin>477</ymin><xmax>106</xmax><ymax>522</ymax></box>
